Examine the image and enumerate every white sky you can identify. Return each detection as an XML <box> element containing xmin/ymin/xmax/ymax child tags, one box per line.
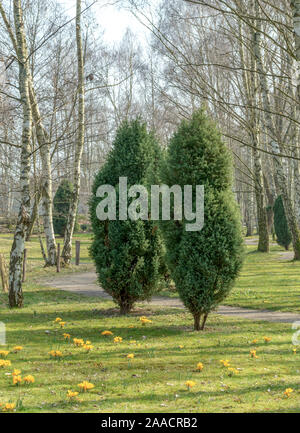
<box><xmin>58</xmin><ymin>0</ymin><xmax>148</xmax><ymax>44</ymax></box>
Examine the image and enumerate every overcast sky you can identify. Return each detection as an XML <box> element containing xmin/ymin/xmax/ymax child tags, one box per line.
<box><xmin>58</xmin><ymin>0</ymin><xmax>148</xmax><ymax>44</ymax></box>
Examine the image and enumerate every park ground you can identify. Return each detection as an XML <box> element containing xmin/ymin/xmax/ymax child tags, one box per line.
<box><xmin>0</xmin><ymin>233</ymin><xmax>299</xmax><ymax>412</ymax></box>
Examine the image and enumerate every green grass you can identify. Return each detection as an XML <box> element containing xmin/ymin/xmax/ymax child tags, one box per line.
<box><xmin>0</xmin><ymin>234</ymin><xmax>300</xmax><ymax>412</ymax></box>
<box><xmin>161</xmin><ymin>240</ymin><xmax>300</xmax><ymax>314</ymax></box>
<box><xmin>1</xmin><ymin>233</ymin><xmax>300</xmax><ymax>314</ymax></box>
<box><xmin>224</xmin><ymin>243</ymin><xmax>300</xmax><ymax>313</ymax></box>
<box><xmin>0</xmin><ymin>233</ymin><xmax>94</xmax><ymax>280</ymax></box>
<box><xmin>0</xmin><ymin>286</ymin><xmax>299</xmax><ymax>413</ymax></box>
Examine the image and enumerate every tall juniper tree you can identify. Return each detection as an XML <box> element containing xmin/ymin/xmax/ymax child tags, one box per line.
<box><xmin>274</xmin><ymin>195</ymin><xmax>292</xmax><ymax>251</ymax></box>
<box><xmin>89</xmin><ymin>119</ymin><xmax>165</xmax><ymax>314</ymax></box>
<box><xmin>53</xmin><ymin>180</ymin><xmax>77</xmax><ymax>237</ymax></box>
<box><xmin>161</xmin><ymin>110</ymin><xmax>244</xmax><ymax>330</ymax></box>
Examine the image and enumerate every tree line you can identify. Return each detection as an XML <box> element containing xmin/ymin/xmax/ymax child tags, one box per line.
<box><xmin>0</xmin><ymin>0</ymin><xmax>299</xmax><ymax>308</ymax></box>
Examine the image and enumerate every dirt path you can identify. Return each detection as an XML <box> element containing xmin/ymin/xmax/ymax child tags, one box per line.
<box><xmin>43</xmin><ymin>272</ymin><xmax>300</xmax><ymax>324</ymax></box>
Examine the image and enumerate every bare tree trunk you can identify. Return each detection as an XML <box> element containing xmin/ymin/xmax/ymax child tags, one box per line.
<box><xmin>37</xmin><ymin>215</ymin><xmax>48</xmax><ymax>264</ymax></box>
<box><xmin>0</xmin><ymin>254</ymin><xmax>8</xmax><ymax>292</ymax></box>
<box><xmin>26</xmin><ymin>189</ymin><xmax>40</xmax><ymax>241</ymax></box>
<box><xmin>62</xmin><ymin>0</ymin><xmax>85</xmax><ymax>265</ymax></box>
<box><xmin>8</xmin><ymin>0</ymin><xmax>32</xmax><ymax>307</ymax></box>
<box><xmin>29</xmin><ymin>86</ymin><xmax>57</xmax><ymax>265</ymax></box>
<box><xmin>291</xmin><ymin>1</ymin><xmax>300</xmax><ymax>223</ymax></box>
<box><xmin>253</xmin><ymin>144</ymin><xmax>269</xmax><ymax>252</ymax></box>
<box><xmin>291</xmin><ymin>1</ymin><xmax>300</xmax><ymax>104</ymax></box>
<box><xmin>253</xmin><ymin>0</ymin><xmax>300</xmax><ymax>259</ymax></box>
<box><xmin>263</xmin><ymin>173</ymin><xmax>276</xmax><ymax>236</ymax></box>
<box><xmin>238</xmin><ymin>19</ymin><xmax>269</xmax><ymax>251</ymax></box>
<box><xmin>193</xmin><ymin>312</ymin><xmax>201</xmax><ymax>331</ymax></box>
<box><xmin>200</xmin><ymin>313</ymin><xmax>208</xmax><ymax>331</ymax></box>
<box><xmin>0</xmin><ymin>1</ymin><xmax>56</xmax><ymax>265</ymax></box>
<box><xmin>245</xmin><ymin>191</ymin><xmax>254</xmax><ymax>237</ymax></box>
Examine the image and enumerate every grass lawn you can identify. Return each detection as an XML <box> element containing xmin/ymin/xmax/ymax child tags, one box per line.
<box><xmin>0</xmin><ymin>286</ymin><xmax>299</xmax><ymax>413</ymax></box>
<box><xmin>0</xmin><ymin>233</ymin><xmax>94</xmax><ymax>280</ymax></box>
<box><xmin>162</xmin><ymin>241</ymin><xmax>300</xmax><ymax>314</ymax></box>
<box><xmin>0</xmin><ymin>233</ymin><xmax>299</xmax><ymax>412</ymax></box>
<box><xmin>224</xmin><ymin>244</ymin><xmax>300</xmax><ymax>313</ymax></box>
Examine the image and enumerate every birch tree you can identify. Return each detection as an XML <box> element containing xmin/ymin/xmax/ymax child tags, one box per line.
<box><xmin>291</xmin><ymin>1</ymin><xmax>300</xmax><ymax>223</ymax></box>
<box><xmin>0</xmin><ymin>1</ymin><xmax>57</xmax><ymax>266</ymax></box>
<box><xmin>8</xmin><ymin>0</ymin><xmax>32</xmax><ymax>307</ymax></box>
<box><xmin>291</xmin><ymin>1</ymin><xmax>300</xmax><ymax>104</ymax></box>
<box><xmin>62</xmin><ymin>0</ymin><xmax>85</xmax><ymax>265</ymax></box>
<box><xmin>252</xmin><ymin>0</ymin><xmax>300</xmax><ymax>259</ymax></box>
<box><xmin>238</xmin><ymin>17</ymin><xmax>269</xmax><ymax>251</ymax></box>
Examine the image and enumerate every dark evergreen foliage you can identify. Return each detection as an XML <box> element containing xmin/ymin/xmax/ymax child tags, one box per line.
<box><xmin>53</xmin><ymin>180</ymin><xmax>78</xmax><ymax>237</ymax></box>
<box><xmin>161</xmin><ymin>110</ymin><xmax>244</xmax><ymax>330</ymax></box>
<box><xmin>274</xmin><ymin>195</ymin><xmax>292</xmax><ymax>251</ymax></box>
<box><xmin>89</xmin><ymin>119</ymin><xmax>165</xmax><ymax>314</ymax></box>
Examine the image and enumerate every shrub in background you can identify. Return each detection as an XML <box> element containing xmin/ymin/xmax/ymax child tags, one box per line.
<box><xmin>274</xmin><ymin>195</ymin><xmax>292</xmax><ymax>250</ymax></box>
<box><xmin>53</xmin><ymin>180</ymin><xmax>78</xmax><ymax>237</ymax></box>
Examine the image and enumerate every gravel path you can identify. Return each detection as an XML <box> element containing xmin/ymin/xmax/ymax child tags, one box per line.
<box><xmin>43</xmin><ymin>272</ymin><xmax>300</xmax><ymax>324</ymax></box>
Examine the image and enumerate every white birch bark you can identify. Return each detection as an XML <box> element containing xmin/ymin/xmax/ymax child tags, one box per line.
<box><xmin>238</xmin><ymin>19</ymin><xmax>269</xmax><ymax>251</ymax></box>
<box><xmin>291</xmin><ymin>1</ymin><xmax>300</xmax><ymax>223</ymax></box>
<box><xmin>29</xmin><ymin>86</ymin><xmax>57</xmax><ymax>265</ymax></box>
<box><xmin>0</xmin><ymin>1</ymin><xmax>57</xmax><ymax>266</ymax></box>
<box><xmin>291</xmin><ymin>1</ymin><xmax>300</xmax><ymax>103</ymax></box>
<box><xmin>8</xmin><ymin>0</ymin><xmax>32</xmax><ymax>307</ymax></box>
<box><xmin>253</xmin><ymin>0</ymin><xmax>300</xmax><ymax>259</ymax></box>
<box><xmin>62</xmin><ymin>0</ymin><xmax>85</xmax><ymax>265</ymax></box>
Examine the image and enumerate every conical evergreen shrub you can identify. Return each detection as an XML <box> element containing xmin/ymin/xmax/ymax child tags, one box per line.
<box><xmin>89</xmin><ymin>119</ymin><xmax>165</xmax><ymax>314</ymax></box>
<box><xmin>274</xmin><ymin>195</ymin><xmax>292</xmax><ymax>250</ymax></box>
<box><xmin>161</xmin><ymin>110</ymin><xmax>244</xmax><ymax>330</ymax></box>
<box><xmin>53</xmin><ymin>180</ymin><xmax>78</xmax><ymax>237</ymax></box>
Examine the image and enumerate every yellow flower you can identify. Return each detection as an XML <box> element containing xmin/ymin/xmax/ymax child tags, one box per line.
<box><xmin>264</xmin><ymin>336</ymin><xmax>271</xmax><ymax>343</ymax></box>
<box><xmin>12</xmin><ymin>369</ymin><xmax>21</xmax><ymax>376</ymax></box>
<box><xmin>140</xmin><ymin>316</ymin><xmax>152</xmax><ymax>325</ymax></box>
<box><xmin>0</xmin><ymin>350</ymin><xmax>9</xmax><ymax>358</ymax></box>
<box><xmin>49</xmin><ymin>350</ymin><xmax>63</xmax><ymax>358</ymax></box>
<box><xmin>54</xmin><ymin>317</ymin><xmax>62</xmax><ymax>323</ymax></box>
<box><xmin>59</xmin><ymin>322</ymin><xmax>66</xmax><ymax>328</ymax></box>
<box><xmin>251</xmin><ymin>339</ymin><xmax>258</xmax><ymax>344</ymax></box>
<box><xmin>101</xmin><ymin>330</ymin><xmax>113</xmax><ymax>336</ymax></box>
<box><xmin>292</xmin><ymin>348</ymin><xmax>297</xmax><ymax>354</ymax></box>
<box><xmin>0</xmin><ymin>359</ymin><xmax>11</xmax><ymax>368</ymax></box>
<box><xmin>179</xmin><ymin>345</ymin><xmax>184</xmax><ymax>349</ymax></box>
<box><xmin>67</xmin><ymin>390</ymin><xmax>79</xmax><ymax>399</ymax></box>
<box><xmin>12</xmin><ymin>375</ymin><xmax>22</xmax><ymax>386</ymax></box>
<box><xmin>227</xmin><ymin>367</ymin><xmax>239</xmax><ymax>376</ymax></box>
<box><xmin>73</xmin><ymin>338</ymin><xmax>84</xmax><ymax>347</ymax></box>
<box><xmin>23</xmin><ymin>375</ymin><xmax>35</xmax><ymax>384</ymax></box>
<box><xmin>250</xmin><ymin>350</ymin><xmax>258</xmax><ymax>358</ymax></box>
<box><xmin>13</xmin><ymin>346</ymin><xmax>23</xmax><ymax>352</ymax></box>
<box><xmin>185</xmin><ymin>380</ymin><xmax>196</xmax><ymax>389</ymax></box>
<box><xmin>83</xmin><ymin>344</ymin><xmax>93</xmax><ymax>352</ymax></box>
<box><xmin>1</xmin><ymin>403</ymin><xmax>15</xmax><ymax>412</ymax></box>
<box><xmin>196</xmin><ymin>362</ymin><xmax>204</xmax><ymax>371</ymax></box>
<box><xmin>78</xmin><ymin>381</ymin><xmax>95</xmax><ymax>392</ymax></box>
<box><xmin>284</xmin><ymin>388</ymin><xmax>293</xmax><ymax>398</ymax></box>
<box><xmin>114</xmin><ymin>336</ymin><xmax>123</xmax><ymax>343</ymax></box>
<box><xmin>63</xmin><ymin>333</ymin><xmax>71</xmax><ymax>340</ymax></box>
<box><xmin>220</xmin><ymin>359</ymin><xmax>230</xmax><ymax>367</ymax></box>
<box><xmin>127</xmin><ymin>353</ymin><xmax>134</xmax><ymax>359</ymax></box>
